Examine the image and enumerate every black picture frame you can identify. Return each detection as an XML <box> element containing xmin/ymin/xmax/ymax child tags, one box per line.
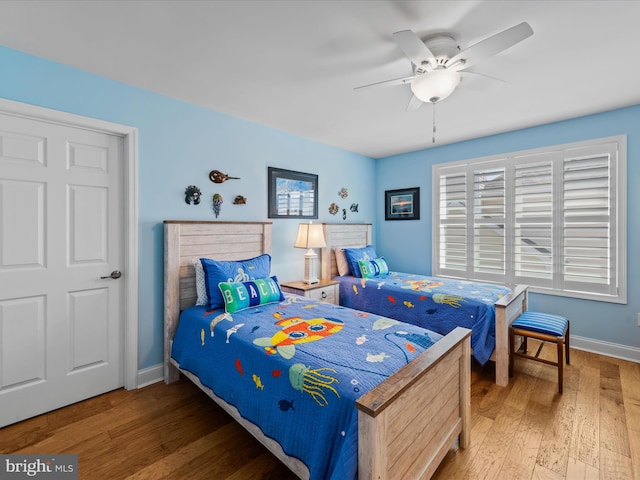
<box><xmin>385</xmin><ymin>187</ymin><xmax>420</xmax><ymax>220</ymax></box>
<box><xmin>268</xmin><ymin>167</ymin><xmax>318</xmax><ymax>219</ymax></box>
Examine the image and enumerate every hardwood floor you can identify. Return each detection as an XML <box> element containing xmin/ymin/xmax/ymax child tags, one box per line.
<box><xmin>1</xmin><ymin>343</ymin><xmax>638</xmax><ymax>479</ymax></box>
<box><xmin>433</xmin><ymin>344</ymin><xmax>639</xmax><ymax>480</ymax></box>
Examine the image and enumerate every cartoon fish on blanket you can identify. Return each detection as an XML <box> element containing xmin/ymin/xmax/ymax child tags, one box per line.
<box><xmin>252</xmin><ymin>374</ymin><xmax>264</xmax><ymax>390</ymax></box>
<box><xmin>226</xmin><ymin>323</ymin><xmax>245</xmax><ymax>343</ymax></box>
<box><xmin>235</xmin><ymin>359</ymin><xmax>244</xmax><ymax>377</ymax></box>
<box><xmin>366</xmin><ymin>352</ymin><xmax>391</xmax><ymax>363</ymax></box>
<box><xmin>253</xmin><ymin>313</ymin><xmax>344</xmax><ymax>359</ymax></box>
<box><xmin>278</xmin><ymin>399</ymin><xmax>295</xmax><ymax>411</ymax></box>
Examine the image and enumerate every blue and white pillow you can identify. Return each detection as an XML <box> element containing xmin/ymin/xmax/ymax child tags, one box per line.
<box><xmin>192</xmin><ymin>259</ymin><xmax>207</xmax><ymax>306</ymax></box>
<box><xmin>343</xmin><ymin>245</ymin><xmax>378</xmax><ymax>278</ymax></box>
<box><xmin>201</xmin><ymin>254</ymin><xmax>272</xmax><ymax>310</ymax></box>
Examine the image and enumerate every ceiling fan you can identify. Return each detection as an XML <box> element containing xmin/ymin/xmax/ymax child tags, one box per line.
<box><xmin>356</xmin><ymin>22</ymin><xmax>534</xmax><ymax>111</ymax></box>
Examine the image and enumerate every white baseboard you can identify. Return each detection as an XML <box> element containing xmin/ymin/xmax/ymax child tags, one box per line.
<box><xmin>136</xmin><ymin>364</ymin><xmax>164</xmax><ymax>388</ymax></box>
<box><xmin>571</xmin><ymin>335</ymin><xmax>640</xmax><ymax>363</ymax></box>
<box><xmin>135</xmin><ymin>336</ymin><xmax>639</xmax><ymax>389</ymax></box>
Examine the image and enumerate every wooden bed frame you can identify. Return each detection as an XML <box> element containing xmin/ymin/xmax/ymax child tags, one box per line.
<box><xmin>320</xmin><ymin>223</ymin><xmax>528</xmax><ymax>387</ymax></box>
<box><xmin>164</xmin><ymin>220</ymin><xmax>471</xmax><ymax>480</ymax></box>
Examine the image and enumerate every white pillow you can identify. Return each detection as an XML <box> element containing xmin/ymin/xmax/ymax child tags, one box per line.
<box><xmin>334</xmin><ymin>247</ymin><xmax>351</xmax><ymax>276</ymax></box>
<box><xmin>192</xmin><ymin>259</ymin><xmax>207</xmax><ymax>306</ymax></box>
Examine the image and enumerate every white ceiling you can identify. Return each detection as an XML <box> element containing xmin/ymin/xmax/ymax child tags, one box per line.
<box><xmin>1</xmin><ymin>0</ymin><xmax>639</xmax><ymax>158</ymax></box>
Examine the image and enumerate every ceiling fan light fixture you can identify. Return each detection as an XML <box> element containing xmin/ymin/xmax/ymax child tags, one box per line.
<box><xmin>411</xmin><ymin>69</ymin><xmax>461</xmax><ymax>103</ymax></box>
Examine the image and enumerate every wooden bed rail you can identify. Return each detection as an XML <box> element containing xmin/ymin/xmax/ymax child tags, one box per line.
<box><xmin>494</xmin><ymin>284</ymin><xmax>528</xmax><ymax>386</ymax></box>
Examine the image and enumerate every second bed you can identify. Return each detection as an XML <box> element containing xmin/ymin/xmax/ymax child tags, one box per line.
<box><xmin>321</xmin><ymin>223</ymin><xmax>528</xmax><ymax>387</ymax></box>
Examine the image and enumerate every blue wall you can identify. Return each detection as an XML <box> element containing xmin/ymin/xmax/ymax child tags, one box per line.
<box><xmin>0</xmin><ymin>46</ymin><xmax>375</xmax><ymax>370</ymax></box>
<box><xmin>1</xmin><ymin>44</ymin><xmax>637</xmax><ymax>370</ymax></box>
<box><xmin>376</xmin><ymin>105</ymin><xmax>640</xmax><ymax>351</ymax></box>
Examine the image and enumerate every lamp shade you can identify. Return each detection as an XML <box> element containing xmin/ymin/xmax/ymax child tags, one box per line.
<box><xmin>294</xmin><ymin>223</ymin><xmax>326</xmax><ymax>249</ymax></box>
<box><xmin>411</xmin><ymin>69</ymin><xmax>461</xmax><ymax>103</ymax></box>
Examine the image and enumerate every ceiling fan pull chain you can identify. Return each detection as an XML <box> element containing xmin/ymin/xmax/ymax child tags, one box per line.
<box><xmin>432</xmin><ymin>101</ymin><xmax>437</xmax><ymax>143</ymax></box>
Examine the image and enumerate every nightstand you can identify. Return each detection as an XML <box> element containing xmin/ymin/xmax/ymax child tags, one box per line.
<box><xmin>280</xmin><ymin>279</ymin><xmax>339</xmax><ymax>305</ymax></box>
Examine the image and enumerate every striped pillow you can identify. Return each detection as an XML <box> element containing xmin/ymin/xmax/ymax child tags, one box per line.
<box><xmin>358</xmin><ymin>257</ymin><xmax>389</xmax><ymax>278</ymax></box>
<box><xmin>219</xmin><ymin>276</ymin><xmax>285</xmax><ymax>313</ymax></box>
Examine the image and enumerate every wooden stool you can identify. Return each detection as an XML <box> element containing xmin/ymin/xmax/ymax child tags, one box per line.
<box><xmin>509</xmin><ymin>311</ymin><xmax>570</xmax><ymax>393</ymax></box>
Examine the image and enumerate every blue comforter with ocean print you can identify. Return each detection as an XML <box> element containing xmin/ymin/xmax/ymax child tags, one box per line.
<box><xmin>337</xmin><ymin>272</ymin><xmax>511</xmax><ymax>365</ymax></box>
<box><xmin>171</xmin><ymin>293</ymin><xmax>442</xmax><ymax>480</ymax></box>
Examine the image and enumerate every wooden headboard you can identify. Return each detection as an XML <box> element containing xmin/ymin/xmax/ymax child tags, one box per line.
<box><xmin>164</xmin><ymin>221</ymin><xmax>272</xmax><ymax>382</ymax></box>
<box><xmin>320</xmin><ymin>223</ymin><xmax>372</xmax><ymax>279</ymax></box>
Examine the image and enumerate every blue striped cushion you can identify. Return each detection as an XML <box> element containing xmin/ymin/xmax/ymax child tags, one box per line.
<box><xmin>512</xmin><ymin>311</ymin><xmax>568</xmax><ymax>337</ymax></box>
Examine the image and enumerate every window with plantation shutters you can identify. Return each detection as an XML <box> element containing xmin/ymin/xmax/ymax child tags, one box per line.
<box><xmin>432</xmin><ymin>136</ymin><xmax>626</xmax><ymax>304</ymax></box>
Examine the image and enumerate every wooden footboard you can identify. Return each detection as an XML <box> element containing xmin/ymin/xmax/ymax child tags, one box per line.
<box><xmin>169</xmin><ymin>327</ymin><xmax>471</xmax><ymax>480</ymax></box>
<box><xmin>357</xmin><ymin>327</ymin><xmax>471</xmax><ymax>480</ymax></box>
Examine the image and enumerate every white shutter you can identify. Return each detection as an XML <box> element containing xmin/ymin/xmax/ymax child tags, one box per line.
<box><xmin>473</xmin><ymin>165</ymin><xmax>506</xmax><ymax>281</ymax></box>
<box><xmin>561</xmin><ymin>143</ymin><xmax>617</xmax><ymax>296</ymax></box>
<box><xmin>437</xmin><ymin>170</ymin><xmax>467</xmax><ymax>275</ymax></box>
<box><xmin>513</xmin><ymin>154</ymin><xmax>554</xmax><ymax>285</ymax></box>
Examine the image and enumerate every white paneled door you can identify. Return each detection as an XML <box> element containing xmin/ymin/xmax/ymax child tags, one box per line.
<box><xmin>0</xmin><ymin>111</ymin><xmax>125</xmax><ymax>427</ymax></box>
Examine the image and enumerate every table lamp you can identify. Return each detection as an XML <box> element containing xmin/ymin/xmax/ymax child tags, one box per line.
<box><xmin>294</xmin><ymin>222</ymin><xmax>326</xmax><ymax>284</ymax></box>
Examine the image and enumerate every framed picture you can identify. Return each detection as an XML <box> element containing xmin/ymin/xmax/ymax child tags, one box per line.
<box><xmin>268</xmin><ymin>167</ymin><xmax>318</xmax><ymax>219</ymax></box>
<box><xmin>385</xmin><ymin>187</ymin><xmax>420</xmax><ymax>220</ymax></box>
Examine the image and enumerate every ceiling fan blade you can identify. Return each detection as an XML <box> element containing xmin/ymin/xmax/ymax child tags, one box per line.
<box><xmin>446</xmin><ymin>22</ymin><xmax>533</xmax><ymax>71</ymax></box>
<box><xmin>354</xmin><ymin>74</ymin><xmax>416</xmax><ymax>91</ymax></box>
<box><xmin>392</xmin><ymin>29</ymin><xmax>436</xmax><ymax>67</ymax></box>
<box><xmin>406</xmin><ymin>94</ymin><xmax>423</xmax><ymax>111</ymax></box>
<box><xmin>459</xmin><ymin>71</ymin><xmax>505</xmax><ymax>91</ymax></box>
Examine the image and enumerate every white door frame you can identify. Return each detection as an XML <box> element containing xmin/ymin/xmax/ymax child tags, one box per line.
<box><xmin>0</xmin><ymin>97</ymin><xmax>139</xmax><ymax>390</ymax></box>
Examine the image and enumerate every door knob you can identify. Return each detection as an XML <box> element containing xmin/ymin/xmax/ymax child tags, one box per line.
<box><xmin>101</xmin><ymin>270</ymin><xmax>122</xmax><ymax>280</ymax></box>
